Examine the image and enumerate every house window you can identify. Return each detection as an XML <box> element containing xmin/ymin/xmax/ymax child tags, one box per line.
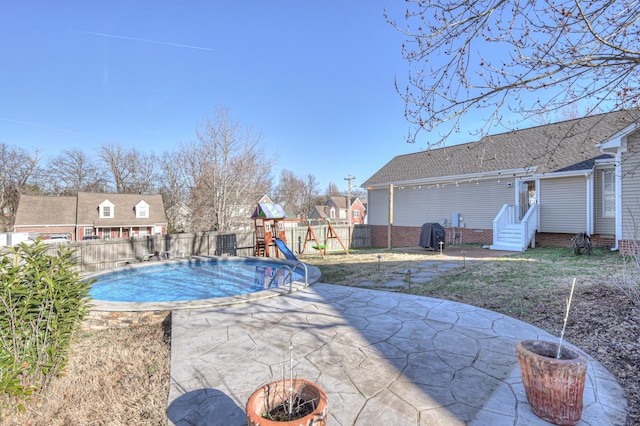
<box><xmin>84</xmin><ymin>227</ymin><xmax>94</xmax><ymax>236</ymax></box>
<box><xmin>602</xmin><ymin>170</ymin><xmax>615</xmax><ymax>218</ymax></box>
<box><xmin>99</xmin><ymin>200</ymin><xmax>115</xmax><ymax>218</ymax></box>
<box><xmin>135</xmin><ymin>201</ymin><xmax>150</xmax><ymax>218</ymax></box>
<box><xmin>353</xmin><ymin>210</ymin><xmax>360</xmax><ymax>218</ymax></box>
<box><xmin>330</xmin><ymin>207</ymin><xmax>336</xmax><ymax>219</ymax></box>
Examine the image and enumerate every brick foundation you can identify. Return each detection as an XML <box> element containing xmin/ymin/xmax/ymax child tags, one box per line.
<box><xmin>618</xmin><ymin>240</ymin><xmax>640</xmax><ymax>256</ymax></box>
<box><xmin>370</xmin><ymin>225</ymin><xmax>494</xmax><ymax>248</ymax></box>
<box><xmin>370</xmin><ymin>225</ymin><xmax>619</xmax><ymax>252</ymax></box>
<box><xmin>535</xmin><ymin>233</ymin><xmax>616</xmax><ymax>249</ymax></box>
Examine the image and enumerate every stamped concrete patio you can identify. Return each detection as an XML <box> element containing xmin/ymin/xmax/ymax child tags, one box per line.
<box><xmin>166</xmin><ymin>282</ymin><xmax>627</xmax><ymax>425</ymax></box>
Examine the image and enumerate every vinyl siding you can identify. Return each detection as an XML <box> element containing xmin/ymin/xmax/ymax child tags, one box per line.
<box><xmin>594</xmin><ymin>167</ymin><xmax>615</xmax><ymax>235</ymax></box>
<box><xmin>368</xmin><ymin>187</ymin><xmax>389</xmax><ymax>226</ymax></box>
<box><xmin>539</xmin><ymin>176</ymin><xmax>587</xmax><ymax>233</ymax></box>
<box><xmin>368</xmin><ymin>178</ymin><xmax>513</xmax><ymax>228</ymax></box>
<box><xmin>621</xmin><ymin>131</ymin><xmax>640</xmax><ymax>240</ymax></box>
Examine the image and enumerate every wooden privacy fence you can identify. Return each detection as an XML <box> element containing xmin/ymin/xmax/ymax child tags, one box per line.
<box><xmin>35</xmin><ymin>224</ymin><xmax>370</xmax><ymax>273</ymax></box>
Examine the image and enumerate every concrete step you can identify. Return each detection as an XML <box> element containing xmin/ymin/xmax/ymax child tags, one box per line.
<box><xmin>490</xmin><ymin>243</ymin><xmax>525</xmax><ymax>252</ymax></box>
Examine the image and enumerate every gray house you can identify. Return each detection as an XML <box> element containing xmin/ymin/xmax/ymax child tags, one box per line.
<box><xmin>362</xmin><ymin>110</ymin><xmax>640</xmax><ymax>253</ymax></box>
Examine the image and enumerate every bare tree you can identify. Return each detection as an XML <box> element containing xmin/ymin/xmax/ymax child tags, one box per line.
<box><xmin>324</xmin><ymin>182</ymin><xmax>341</xmax><ymax>197</ymax></box>
<box><xmin>0</xmin><ymin>144</ymin><xmax>39</xmax><ymax>230</ymax></box>
<box><xmin>275</xmin><ymin>170</ymin><xmax>322</xmax><ymax>219</ymax></box>
<box><xmin>44</xmin><ymin>148</ymin><xmax>106</xmax><ymax>195</ymax></box>
<box><xmin>300</xmin><ymin>174</ymin><xmax>322</xmax><ymax>219</ymax></box>
<box><xmin>99</xmin><ymin>145</ymin><xmax>159</xmax><ymax>193</ymax></box>
<box><xmin>387</xmin><ymin>0</ymin><xmax>640</xmax><ymax>145</ymax></box>
<box><xmin>181</xmin><ymin>108</ymin><xmax>274</xmax><ymax>231</ymax></box>
<box><xmin>158</xmin><ymin>151</ymin><xmax>191</xmax><ymax>232</ymax></box>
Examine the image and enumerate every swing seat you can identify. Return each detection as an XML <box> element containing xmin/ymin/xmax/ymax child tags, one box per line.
<box><xmin>312</xmin><ymin>245</ymin><xmax>327</xmax><ymax>250</ymax></box>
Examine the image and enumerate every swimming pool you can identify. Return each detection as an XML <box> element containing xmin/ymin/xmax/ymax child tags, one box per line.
<box><xmin>89</xmin><ymin>257</ymin><xmax>311</xmax><ymax>303</ymax></box>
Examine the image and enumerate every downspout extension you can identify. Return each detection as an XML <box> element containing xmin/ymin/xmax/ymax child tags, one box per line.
<box><xmin>612</xmin><ymin>153</ymin><xmax>623</xmax><ymax>252</ymax></box>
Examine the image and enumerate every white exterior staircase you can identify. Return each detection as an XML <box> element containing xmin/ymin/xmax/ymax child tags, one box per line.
<box><xmin>490</xmin><ymin>204</ymin><xmax>538</xmax><ymax>252</ymax></box>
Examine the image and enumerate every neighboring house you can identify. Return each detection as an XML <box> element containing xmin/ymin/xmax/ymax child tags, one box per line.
<box><xmin>309</xmin><ymin>196</ymin><xmax>366</xmax><ymax>225</ymax></box>
<box><xmin>166</xmin><ymin>202</ymin><xmax>194</xmax><ymax>233</ymax></box>
<box><xmin>362</xmin><ymin>110</ymin><xmax>640</xmax><ymax>253</ymax></box>
<box><xmin>14</xmin><ymin>192</ymin><xmax>167</xmax><ymax>240</ymax></box>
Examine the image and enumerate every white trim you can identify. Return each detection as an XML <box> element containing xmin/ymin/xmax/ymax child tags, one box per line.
<box><xmin>597</xmin><ymin>122</ymin><xmax>638</xmax><ymax>152</ymax></box>
<box><xmin>533</xmin><ymin>169</ymin><xmax>593</xmax><ymax>179</ymax></box>
<box><xmin>365</xmin><ymin>167</ymin><xmax>537</xmax><ymax>189</ymax></box>
<box><xmin>135</xmin><ymin>200</ymin><xmax>150</xmax><ymax>219</ymax></box>
<box><xmin>586</xmin><ymin>172</ymin><xmax>594</xmax><ymax>234</ymax></box>
<box><xmin>601</xmin><ymin>169</ymin><xmax>616</xmax><ymax>219</ymax></box>
<box><xmin>595</xmin><ymin>157</ymin><xmax>616</xmax><ymax>166</ymax></box>
<box><xmin>614</xmin><ymin>152</ymin><xmax>623</xmax><ymax>250</ymax></box>
<box><xmin>99</xmin><ymin>199</ymin><xmax>115</xmax><ymax>219</ymax></box>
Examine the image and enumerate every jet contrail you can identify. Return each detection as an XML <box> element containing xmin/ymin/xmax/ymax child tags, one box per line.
<box><xmin>0</xmin><ymin>117</ymin><xmax>103</xmax><ymax>139</ymax></box>
<box><xmin>74</xmin><ymin>30</ymin><xmax>216</xmax><ymax>52</ymax></box>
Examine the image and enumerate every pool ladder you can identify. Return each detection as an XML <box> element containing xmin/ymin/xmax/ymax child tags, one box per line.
<box><xmin>266</xmin><ymin>262</ymin><xmax>309</xmax><ymax>293</ymax></box>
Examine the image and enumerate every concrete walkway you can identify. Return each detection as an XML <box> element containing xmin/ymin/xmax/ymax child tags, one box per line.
<box><xmin>167</xmin><ymin>282</ymin><xmax>627</xmax><ymax>425</ymax></box>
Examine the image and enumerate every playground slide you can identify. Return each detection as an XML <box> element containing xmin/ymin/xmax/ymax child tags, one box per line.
<box><xmin>274</xmin><ymin>239</ymin><xmax>298</xmax><ymax>261</ymax></box>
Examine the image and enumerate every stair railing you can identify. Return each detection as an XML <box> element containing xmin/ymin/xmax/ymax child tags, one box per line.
<box><xmin>520</xmin><ymin>204</ymin><xmax>538</xmax><ymax>249</ymax></box>
<box><xmin>493</xmin><ymin>204</ymin><xmax>516</xmax><ymax>246</ymax></box>
<box><xmin>266</xmin><ymin>262</ymin><xmax>309</xmax><ymax>293</ymax></box>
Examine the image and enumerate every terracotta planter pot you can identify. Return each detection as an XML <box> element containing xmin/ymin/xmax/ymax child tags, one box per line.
<box><xmin>516</xmin><ymin>340</ymin><xmax>588</xmax><ymax>426</ymax></box>
<box><xmin>246</xmin><ymin>379</ymin><xmax>327</xmax><ymax>426</ymax></box>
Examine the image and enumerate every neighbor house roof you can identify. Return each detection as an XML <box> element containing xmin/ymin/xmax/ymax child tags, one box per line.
<box><xmin>76</xmin><ymin>192</ymin><xmax>167</xmax><ymax>226</ymax></box>
<box><xmin>14</xmin><ymin>192</ymin><xmax>167</xmax><ymax>227</ymax></box>
<box><xmin>363</xmin><ymin>110</ymin><xmax>640</xmax><ymax>187</ymax></box>
<box><xmin>310</xmin><ymin>206</ymin><xmax>330</xmax><ymax>219</ymax></box>
<box><xmin>326</xmin><ymin>196</ymin><xmax>348</xmax><ymax>209</ymax></box>
<box><xmin>14</xmin><ymin>195</ymin><xmax>77</xmax><ymax>225</ymax></box>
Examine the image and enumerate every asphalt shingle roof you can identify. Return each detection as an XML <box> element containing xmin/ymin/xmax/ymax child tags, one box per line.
<box><xmin>14</xmin><ymin>192</ymin><xmax>167</xmax><ymax>227</ymax></box>
<box><xmin>14</xmin><ymin>195</ymin><xmax>77</xmax><ymax>225</ymax></box>
<box><xmin>363</xmin><ymin>110</ymin><xmax>640</xmax><ymax>187</ymax></box>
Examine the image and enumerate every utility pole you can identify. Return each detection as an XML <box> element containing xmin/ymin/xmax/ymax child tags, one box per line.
<box><xmin>344</xmin><ymin>175</ymin><xmax>355</xmax><ymax>226</ymax></box>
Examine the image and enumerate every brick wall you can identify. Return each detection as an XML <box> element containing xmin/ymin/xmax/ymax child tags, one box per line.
<box><xmin>618</xmin><ymin>240</ymin><xmax>640</xmax><ymax>256</ymax></box>
<box><xmin>370</xmin><ymin>225</ymin><xmax>494</xmax><ymax>248</ymax></box>
<box><xmin>370</xmin><ymin>225</ymin><xmax>619</xmax><ymax>252</ymax></box>
<box><xmin>535</xmin><ymin>233</ymin><xmax>616</xmax><ymax>249</ymax></box>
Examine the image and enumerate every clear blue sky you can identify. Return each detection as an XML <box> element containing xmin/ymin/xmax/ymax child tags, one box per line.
<box><xmin>0</xmin><ymin>1</ymin><xmax>514</xmax><ymax>193</ymax></box>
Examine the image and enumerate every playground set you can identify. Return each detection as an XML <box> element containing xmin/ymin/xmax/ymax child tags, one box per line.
<box><xmin>251</xmin><ymin>202</ymin><xmax>349</xmax><ymax>260</ymax></box>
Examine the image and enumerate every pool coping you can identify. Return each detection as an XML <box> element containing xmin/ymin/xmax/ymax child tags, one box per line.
<box><xmin>85</xmin><ymin>256</ymin><xmax>322</xmax><ymax>312</ymax></box>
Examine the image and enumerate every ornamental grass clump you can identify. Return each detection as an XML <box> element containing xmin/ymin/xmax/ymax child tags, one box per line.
<box><xmin>0</xmin><ymin>240</ymin><xmax>93</xmax><ymax>412</ymax></box>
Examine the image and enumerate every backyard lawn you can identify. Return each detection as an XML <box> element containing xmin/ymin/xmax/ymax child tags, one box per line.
<box><xmin>4</xmin><ymin>246</ymin><xmax>638</xmax><ymax>425</ymax></box>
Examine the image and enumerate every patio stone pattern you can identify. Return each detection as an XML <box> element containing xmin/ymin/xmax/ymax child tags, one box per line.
<box><xmin>167</xmin><ymin>283</ymin><xmax>627</xmax><ymax>425</ymax></box>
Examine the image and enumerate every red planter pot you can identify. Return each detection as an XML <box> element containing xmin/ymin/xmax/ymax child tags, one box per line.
<box><xmin>516</xmin><ymin>340</ymin><xmax>588</xmax><ymax>426</ymax></box>
<box><xmin>246</xmin><ymin>379</ymin><xmax>328</xmax><ymax>426</ymax></box>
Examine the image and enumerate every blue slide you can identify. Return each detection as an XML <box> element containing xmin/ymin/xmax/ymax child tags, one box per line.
<box><xmin>274</xmin><ymin>239</ymin><xmax>298</xmax><ymax>260</ymax></box>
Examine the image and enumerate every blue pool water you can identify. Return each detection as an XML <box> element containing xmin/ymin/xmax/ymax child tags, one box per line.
<box><xmin>89</xmin><ymin>258</ymin><xmax>304</xmax><ymax>303</ymax></box>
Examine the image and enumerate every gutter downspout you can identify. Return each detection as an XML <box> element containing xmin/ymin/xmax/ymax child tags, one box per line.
<box><xmin>586</xmin><ymin>171</ymin><xmax>594</xmax><ymax>236</ymax></box>
<box><xmin>613</xmin><ymin>151</ymin><xmax>623</xmax><ymax>251</ymax></box>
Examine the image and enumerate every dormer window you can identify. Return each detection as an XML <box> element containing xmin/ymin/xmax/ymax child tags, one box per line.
<box><xmin>135</xmin><ymin>200</ymin><xmax>150</xmax><ymax>219</ymax></box>
<box><xmin>99</xmin><ymin>200</ymin><xmax>115</xmax><ymax>219</ymax></box>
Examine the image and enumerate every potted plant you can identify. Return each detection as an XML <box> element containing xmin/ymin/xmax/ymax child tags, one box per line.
<box><xmin>246</xmin><ymin>378</ymin><xmax>327</xmax><ymax>425</ymax></box>
<box><xmin>246</xmin><ymin>343</ymin><xmax>328</xmax><ymax>425</ymax></box>
<box><xmin>516</xmin><ymin>278</ymin><xmax>588</xmax><ymax>426</ymax></box>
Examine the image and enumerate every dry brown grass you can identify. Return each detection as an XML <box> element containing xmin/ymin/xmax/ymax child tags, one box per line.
<box><xmin>2</xmin><ymin>323</ymin><xmax>170</xmax><ymax>426</ymax></box>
